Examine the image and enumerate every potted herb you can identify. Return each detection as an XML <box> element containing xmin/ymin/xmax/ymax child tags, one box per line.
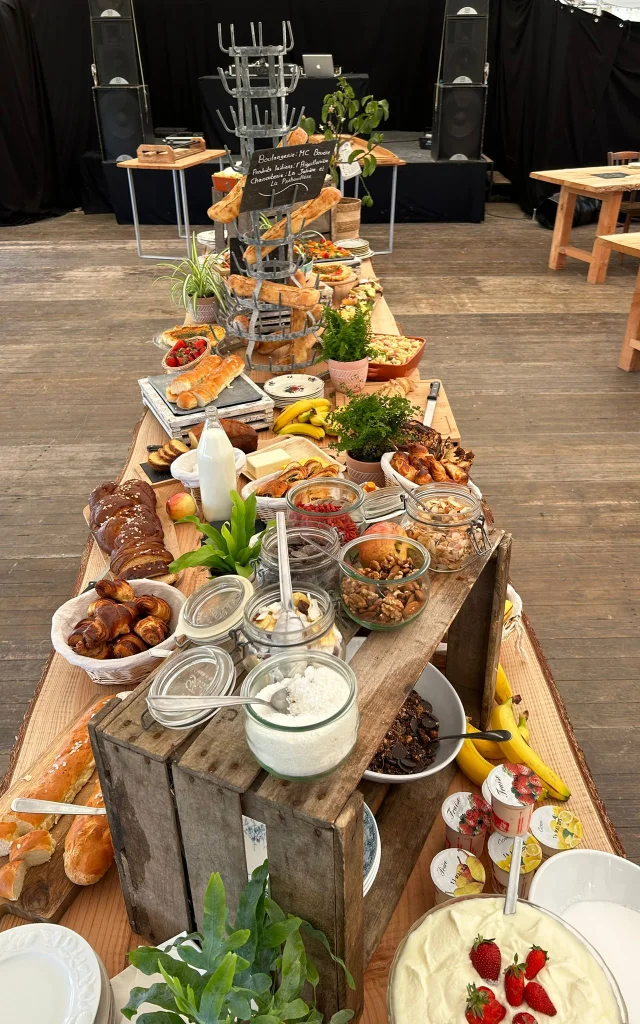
<box><xmin>319</xmin><ymin>306</ymin><xmax>373</xmax><ymax>392</ymax></box>
<box><xmin>122</xmin><ymin>864</ymin><xmax>355</xmax><ymax>1024</ymax></box>
<box><xmin>159</xmin><ymin>233</ymin><xmax>228</xmax><ymax>324</ymax></box>
<box><xmin>169</xmin><ymin>491</ymin><xmax>264</xmax><ymax>579</ymax></box>
<box><xmin>328</xmin><ymin>392</ymin><xmax>418</xmax><ymax>486</ymax></box>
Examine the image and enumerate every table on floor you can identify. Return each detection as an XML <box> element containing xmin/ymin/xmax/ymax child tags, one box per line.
<box><xmin>596</xmin><ymin>230</ymin><xmax>640</xmax><ymax>371</ymax></box>
<box><xmin>530</xmin><ymin>164</ymin><xmax>640</xmax><ymax>284</ymax></box>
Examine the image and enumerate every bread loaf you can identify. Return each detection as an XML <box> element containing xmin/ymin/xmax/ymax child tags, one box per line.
<box><xmin>87</xmin><ymin>481</ymin><xmax>172</xmax><ymax>578</ymax></box>
<box><xmin>188</xmin><ymin>353</ymin><xmax>245</xmax><ymax>407</ymax></box>
<box><xmin>0</xmin><ymin>861</ymin><xmax>27</xmax><ymax>900</ymax></box>
<box><xmin>189</xmin><ymin>418</ymin><xmax>258</xmax><ymax>453</ymax></box>
<box><xmin>228</xmin><ymin>275</ymin><xmax>320</xmax><ymax>311</ymax></box>
<box><xmin>278</xmin><ymin>126</ymin><xmax>309</xmax><ymax>147</ymax></box>
<box><xmin>63</xmin><ymin>776</ymin><xmax>114</xmax><ymax>886</ymax></box>
<box><xmin>10</xmin><ymin>829</ymin><xmax>56</xmax><ymax>866</ymax></box>
<box><xmin>244</xmin><ymin>187</ymin><xmax>342</xmax><ymax>263</ymax></box>
<box><xmin>166</xmin><ymin>354</ymin><xmax>223</xmax><ymax>398</ymax></box>
<box><xmin>0</xmin><ymin>820</ymin><xmax>31</xmax><ymax>856</ymax></box>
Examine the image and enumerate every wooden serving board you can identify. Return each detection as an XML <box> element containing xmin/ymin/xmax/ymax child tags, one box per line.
<box><xmin>335</xmin><ymin>373</ymin><xmax>460</xmax><ymax>441</ymax></box>
<box><xmin>0</xmin><ymin>696</ymin><xmax>120</xmax><ymax>924</ymax></box>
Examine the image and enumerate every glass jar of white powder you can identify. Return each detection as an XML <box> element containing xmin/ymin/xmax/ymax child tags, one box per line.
<box><xmin>241</xmin><ymin>651</ymin><xmax>359</xmax><ymax>781</ymax></box>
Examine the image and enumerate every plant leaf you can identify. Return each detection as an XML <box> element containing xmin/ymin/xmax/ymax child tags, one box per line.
<box><xmin>199</xmin><ymin>951</ymin><xmax>237</xmax><ymax>1024</ymax></box>
<box><xmin>202</xmin><ymin>872</ymin><xmax>227</xmax><ymax>960</ymax></box>
<box><xmin>121</xmin><ymin>982</ymin><xmax>180</xmax><ymax>1019</ymax></box>
<box><xmin>300</xmin><ymin>921</ymin><xmax>356</xmax><ymax>990</ymax></box>
<box><xmin>262</xmin><ymin>918</ymin><xmax>303</xmax><ymax>948</ymax></box>
<box><xmin>264</xmin><ymin>896</ymin><xmax>286</xmax><ymax>923</ymax></box>
<box><xmin>134</xmin><ymin>1013</ymin><xmax>185</xmax><ymax>1024</ymax></box>
<box><xmin>231</xmin><ymin>490</ymin><xmax>247</xmax><ymax>550</ymax></box>
<box><xmin>278</xmin><ymin>999</ymin><xmax>310</xmax><ymax>1020</ymax></box>
<box><xmin>274</xmin><ymin>929</ymin><xmax>306</xmax><ymax>1008</ymax></box>
<box><xmin>174</xmin><ymin>515</ymin><xmax>226</xmax><ymax>549</ymax></box>
<box><xmin>128</xmin><ymin>948</ymin><xmax>205</xmax><ymax>992</ymax></box>
<box><xmin>168</xmin><ymin>546</ymin><xmax>227</xmax><ymax>572</ymax></box>
<box><xmin>329</xmin><ymin>1011</ymin><xmax>355</xmax><ymax>1024</ymax></box>
<box><xmin>221</xmin><ymin>523</ymin><xmax>238</xmax><ymax>559</ymax></box>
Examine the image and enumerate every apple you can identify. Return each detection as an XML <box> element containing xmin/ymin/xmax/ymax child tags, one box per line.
<box><xmin>166</xmin><ymin>491</ymin><xmax>197</xmax><ymax>521</ymax></box>
<box><xmin>358</xmin><ymin>522</ymin><xmax>408</xmax><ymax>567</ymax></box>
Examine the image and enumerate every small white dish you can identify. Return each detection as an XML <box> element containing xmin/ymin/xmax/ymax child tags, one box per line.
<box><xmin>170</xmin><ymin>447</ymin><xmax>246</xmax><ymax>489</ymax></box>
<box><xmin>0</xmin><ymin>923</ymin><xmax>102</xmax><ymax>1024</ymax></box>
<box><xmin>363</xmin><ymin>662</ymin><xmax>465</xmax><ymax>784</ymax></box>
<box><xmin>363</xmin><ymin>803</ymin><xmax>381</xmax><ymax>895</ymax></box>
<box><xmin>263</xmin><ymin>374</ymin><xmax>325</xmax><ymax>404</ymax></box>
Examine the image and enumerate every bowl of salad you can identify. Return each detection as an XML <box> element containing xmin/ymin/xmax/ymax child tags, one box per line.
<box><xmin>367</xmin><ymin>334</ymin><xmax>425</xmax><ymax>381</ymax></box>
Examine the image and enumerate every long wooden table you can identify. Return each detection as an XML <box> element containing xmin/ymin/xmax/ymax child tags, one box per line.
<box><xmin>530</xmin><ymin>164</ymin><xmax>640</xmax><ymax>283</ymax></box>
<box><xmin>595</xmin><ymin>230</ymin><xmax>640</xmax><ymax>371</ymax></box>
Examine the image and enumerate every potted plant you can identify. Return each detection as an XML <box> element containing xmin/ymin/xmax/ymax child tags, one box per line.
<box><xmin>169</xmin><ymin>491</ymin><xmax>264</xmax><ymax>579</ymax></box>
<box><xmin>328</xmin><ymin>392</ymin><xmax>419</xmax><ymax>486</ymax></box>
<box><xmin>159</xmin><ymin>233</ymin><xmax>228</xmax><ymax>324</ymax></box>
<box><xmin>319</xmin><ymin>306</ymin><xmax>373</xmax><ymax>392</ymax></box>
<box><xmin>122</xmin><ymin>864</ymin><xmax>355</xmax><ymax>1024</ymax></box>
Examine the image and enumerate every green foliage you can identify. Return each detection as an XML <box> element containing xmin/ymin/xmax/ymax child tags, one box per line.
<box><xmin>301</xmin><ymin>77</ymin><xmax>389</xmax><ymax>207</ymax></box>
<box><xmin>157</xmin><ymin>233</ymin><xmax>229</xmax><ymax>311</ymax></box>
<box><xmin>122</xmin><ymin>863</ymin><xmax>355</xmax><ymax>1024</ymax></box>
<box><xmin>168</xmin><ymin>491</ymin><xmax>263</xmax><ymax>577</ymax></box>
<box><xmin>328</xmin><ymin>392</ymin><xmax>419</xmax><ymax>462</ymax></box>
<box><xmin>319</xmin><ymin>306</ymin><xmax>373</xmax><ymax>364</ymax></box>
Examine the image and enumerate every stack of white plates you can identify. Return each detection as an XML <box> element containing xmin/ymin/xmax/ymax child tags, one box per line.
<box><xmin>363</xmin><ymin>804</ymin><xmax>381</xmax><ymax>895</ymax></box>
<box><xmin>335</xmin><ymin>237</ymin><xmax>375</xmax><ymax>259</ymax></box>
<box><xmin>0</xmin><ymin>922</ymin><xmax>116</xmax><ymax>1023</ymax></box>
<box><xmin>263</xmin><ymin>374</ymin><xmax>325</xmax><ymax>407</ymax></box>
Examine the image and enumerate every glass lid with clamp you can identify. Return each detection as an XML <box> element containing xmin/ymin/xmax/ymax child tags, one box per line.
<box><xmin>177</xmin><ymin>575</ymin><xmax>254</xmax><ymax>654</ymax></box>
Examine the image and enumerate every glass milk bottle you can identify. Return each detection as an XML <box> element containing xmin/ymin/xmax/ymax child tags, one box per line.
<box><xmin>197</xmin><ymin>406</ymin><xmax>236</xmax><ymax>522</ymax></box>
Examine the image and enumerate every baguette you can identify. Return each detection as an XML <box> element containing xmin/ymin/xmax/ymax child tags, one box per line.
<box><xmin>277</xmin><ymin>126</ymin><xmax>309</xmax><ymax>147</ymax></box>
<box><xmin>0</xmin><ymin>820</ymin><xmax>31</xmax><ymax>856</ymax></box>
<box><xmin>244</xmin><ymin>187</ymin><xmax>342</xmax><ymax>264</ymax></box>
<box><xmin>228</xmin><ymin>275</ymin><xmax>320</xmax><ymax>311</ymax></box>
<box><xmin>10</xmin><ymin>829</ymin><xmax>56</xmax><ymax>866</ymax></box>
<box><xmin>166</xmin><ymin>354</ymin><xmax>223</xmax><ymax>398</ymax></box>
<box><xmin>293</xmin><ymin>333</ymin><xmax>318</xmax><ymax>364</ymax></box>
<box><xmin>63</xmin><ymin>776</ymin><xmax>114</xmax><ymax>886</ymax></box>
<box><xmin>176</xmin><ymin>392</ymin><xmax>198</xmax><ymax>410</ymax></box>
<box><xmin>0</xmin><ymin>861</ymin><xmax>27</xmax><ymax>901</ymax></box>
<box><xmin>290</xmin><ymin>308</ymin><xmax>307</xmax><ymax>335</ymax></box>
<box><xmin>207</xmin><ymin>176</ymin><xmax>247</xmax><ymax>223</ymax></box>
<box><xmin>189</xmin><ymin>353</ymin><xmax>245</xmax><ymax>407</ymax></box>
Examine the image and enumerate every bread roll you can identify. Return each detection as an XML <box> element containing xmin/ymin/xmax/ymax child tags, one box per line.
<box><xmin>167</xmin><ymin>354</ymin><xmax>223</xmax><ymax>397</ymax></box>
<box><xmin>228</xmin><ymin>275</ymin><xmax>320</xmax><ymax>311</ymax></box>
<box><xmin>0</xmin><ymin>820</ymin><xmax>31</xmax><ymax>856</ymax></box>
<box><xmin>244</xmin><ymin>187</ymin><xmax>342</xmax><ymax>263</ymax></box>
<box><xmin>63</xmin><ymin>777</ymin><xmax>114</xmax><ymax>886</ymax></box>
<box><xmin>10</xmin><ymin>829</ymin><xmax>56</xmax><ymax>866</ymax></box>
<box><xmin>278</xmin><ymin>126</ymin><xmax>309</xmax><ymax>147</ymax></box>
<box><xmin>176</xmin><ymin>392</ymin><xmax>198</xmax><ymax>410</ymax></box>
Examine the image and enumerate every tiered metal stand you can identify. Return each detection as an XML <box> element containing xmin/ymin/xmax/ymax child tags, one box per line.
<box><xmin>214</xmin><ymin>22</ymin><xmax>324</xmax><ymax>373</ymax></box>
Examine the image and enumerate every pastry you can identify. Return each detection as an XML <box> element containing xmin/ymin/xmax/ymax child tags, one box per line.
<box><xmin>88</xmin><ymin>481</ymin><xmax>172</xmax><ymax>579</ymax></box>
<box><xmin>134</xmin><ymin>595</ymin><xmax>171</xmax><ymax>621</ymax></box>
<box><xmin>134</xmin><ymin>614</ymin><xmax>169</xmax><ymax>646</ymax></box>
<box><xmin>227</xmin><ymin>275</ymin><xmax>320</xmax><ymax>310</ymax></box>
<box><xmin>111</xmin><ymin>633</ymin><xmax>147</xmax><ymax>658</ymax></box>
<box><xmin>95</xmin><ymin>578</ymin><xmax>135</xmax><ymax>602</ymax></box>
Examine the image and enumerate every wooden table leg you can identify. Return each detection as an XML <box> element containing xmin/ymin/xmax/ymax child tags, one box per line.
<box><xmin>618</xmin><ymin>263</ymin><xmax>640</xmax><ymax>371</ymax></box>
<box><xmin>548</xmin><ymin>186</ymin><xmax>577</xmax><ymax>271</ymax></box>
<box><xmin>588</xmin><ymin>193</ymin><xmax>623</xmax><ymax>284</ymax></box>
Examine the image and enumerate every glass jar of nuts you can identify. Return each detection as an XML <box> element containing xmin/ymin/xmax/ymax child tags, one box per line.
<box><xmin>402</xmin><ymin>484</ymin><xmax>490</xmax><ymax>572</ymax></box>
<box><xmin>339</xmin><ymin>533</ymin><xmax>430</xmax><ymax>630</ymax></box>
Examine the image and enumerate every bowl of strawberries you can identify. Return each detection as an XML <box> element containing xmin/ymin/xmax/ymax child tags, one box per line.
<box><xmin>161</xmin><ymin>334</ymin><xmax>211</xmax><ymax>372</ymax></box>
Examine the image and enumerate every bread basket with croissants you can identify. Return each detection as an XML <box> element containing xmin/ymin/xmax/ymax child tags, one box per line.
<box><xmin>51</xmin><ymin>578</ymin><xmax>185</xmax><ymax>684</ymax></box>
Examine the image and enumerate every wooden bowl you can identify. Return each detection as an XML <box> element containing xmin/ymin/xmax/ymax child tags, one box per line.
<box><xmin>367</xmin><ymin>337</ymin><xmax>426</xmax><ymax>381</ymax></box>
<box><xmin>161</xmin><ymin>337</ymin><xmax>211</xmax><ymax>373</ymax></box>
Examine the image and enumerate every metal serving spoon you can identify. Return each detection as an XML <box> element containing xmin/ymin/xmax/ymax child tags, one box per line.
<box><xmin>272</xmin><ymin>512</ymin><xmax>306</xmax><ymax>640</ymax></box>
<box><xmin>429</xmin><ymin>729</ymin><xmax>511</xmax><ymax>745</ymax></box>
<box><xmin>146</xmin><ymin>688</ymin><xmax>291</xmax><ymax>715</ymax></box>
<box><xmin>11</xmin><ymin>797</ymin><xmax>107</xmax><ymax>816</ymax></box>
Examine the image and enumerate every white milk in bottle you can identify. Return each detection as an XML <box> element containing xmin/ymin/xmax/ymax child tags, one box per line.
<box><xmin>197</xmin><ymin>406</ymin><xmax>236</xmax><ymax>522</ymax></box>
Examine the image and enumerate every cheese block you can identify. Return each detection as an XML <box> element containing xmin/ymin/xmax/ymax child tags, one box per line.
<box><xmin>245</xmin><ymin>448</ymin><xmax>291</xmax><ymax>480</ymax></box>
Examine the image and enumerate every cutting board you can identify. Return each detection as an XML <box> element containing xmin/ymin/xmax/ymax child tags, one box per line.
<box><xmin>335</xmin><ymin>373</ymin><xmax>460</xmax><ymax>441</ymax></box>
<box><xmin>148</xmin><ymin>371</ymin><xmax>266</xmax><ymax>417</ymax></box>
<box><xmin>0</xmin><ymin>696</ymin><xmax>121</xmax><ymax>923</ymax></box>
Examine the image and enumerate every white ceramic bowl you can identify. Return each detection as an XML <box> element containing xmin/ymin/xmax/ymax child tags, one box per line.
<box><xmin>363</xmin><ymin>662</ymin><xmax>465</xmax><ymax>783</ymax></box>
<box><xmin>381</xmin><ymin>451</ymin><xmax>483</xmax><ymax>500</ymax></box>
<box><xmin>171</xmin><ymin>447</ymin><xmax>246</xmax><ymax>489</ymax></box>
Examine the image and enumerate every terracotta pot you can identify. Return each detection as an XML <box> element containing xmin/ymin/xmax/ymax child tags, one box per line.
<box><xmin>327</xmin><ymin>356</ymin><xmax>369</xmax><ymax>393</ymax></box>
<box><xmin>345</xmin><ymin>451</ymin><xmax>386</xmax><ymax>488</ymax></box>
<box><xmin>187</xmin><ymin>295</ymin><xmax>218</xmax><ymax>324</ymax></box>
<box><xmin>331</xmin><ymin>197</ymin><xmax>362</xmax><ymax>241</ymax></box>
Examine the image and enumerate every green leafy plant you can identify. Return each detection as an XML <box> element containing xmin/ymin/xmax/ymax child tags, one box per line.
<box><xmin>301</xmin><ymin>77</ymin><xmax>389</xmax><ymax>207</ymax></box>
<box><xmin>328</xmin><ymin>392</ymin><xmax>419</xmax><ymax>463</ymax></box>
<box><xmin>158</xmin><ymin>233</ymin><xmax>229</xmax><ymax>313</ymax></box>
<box><xmin>318</xmin><ymin>306</ymin><xmax>373</xmax><ymax>364</ymax></box>
<box><xmin>122</xmin><ymin>863</ymin><xmax>355</xmax><ymax>1024</ymax></box>
<box><xmin>169</xmin><ymin>491</ymin><xmax>264</xmax><ymax>578</ymax></box>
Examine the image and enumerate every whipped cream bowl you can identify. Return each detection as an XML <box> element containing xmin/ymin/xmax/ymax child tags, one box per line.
<box><xmin>387</xmin><ymin>893</ymin><xmax>628</xmax><ymax>1024</ymax></box>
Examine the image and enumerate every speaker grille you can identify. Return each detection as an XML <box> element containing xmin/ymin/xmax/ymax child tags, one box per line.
<box><xmin>94</xmin><ymin>86</ymin><xmax>151</xmax><ymax>160</ymax></box>
<box><xmin>442</xmin><ymin>16</ymin><xmax>487</xmax><ymax>84</ymax></box>
<box><xmin>92</xmin><ymin>18</ymin><xmax>139</xmax><ymax>85</ymax></box>
<box><xmin>432</xmin><ymin>85</ymin><xmax>486</xmax><ymax>160</ymax></box>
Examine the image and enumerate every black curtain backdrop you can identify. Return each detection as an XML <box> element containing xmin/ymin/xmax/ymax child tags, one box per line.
<box><xmin>486</xmin><ymin>0</ymin><xmax>640</xmax><ymax>213</ymax></box>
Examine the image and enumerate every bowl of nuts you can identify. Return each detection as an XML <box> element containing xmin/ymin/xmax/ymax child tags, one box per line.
<box><xmin>339</xmin><ymin>530</ymin><xmax>430</xmax><ymax>630</ymax></box>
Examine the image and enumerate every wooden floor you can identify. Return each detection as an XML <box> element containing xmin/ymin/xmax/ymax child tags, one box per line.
<box><xmin>2</xmin><ymin>207</ymin><xmax>639</xmax><ymax>859</ymax></box>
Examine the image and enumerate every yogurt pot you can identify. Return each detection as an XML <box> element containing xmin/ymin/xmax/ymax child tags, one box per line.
<box><xmin>488</xmin><ymin>832</ymin><xmax>542</xmax><ymax>899</ymax></box>
<box><xmin>487</xmin><ymin>762</ymin><xmax>543</xmax><ymax>837</ymax></box>
<box><xmin>441</xmin><ymin>792</ymin><xmax>492</xmax><ymax>857</ymax></box>
<box><xmin>430</xmin><ymin>847</ymin><xmax>486</xmax><ymax>904</ymax></box>
<box><xmin>531</xmin><ymin>805</ymin><xmax>584</xmax><ymax>859</ymax></box>
<box><xmin>481</xmin><ymin>777</ymin><xmax>491</xmax><ymax>807</ymax></box>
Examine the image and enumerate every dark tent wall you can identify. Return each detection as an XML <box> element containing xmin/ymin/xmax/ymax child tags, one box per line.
<box><xmin>486</xmin><ymin>0</ymin><xmax>640</xmax><ymax>214</ymax></box>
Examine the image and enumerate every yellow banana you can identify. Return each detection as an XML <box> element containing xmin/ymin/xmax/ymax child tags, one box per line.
<box><xmin>273</xmin><ymin>399</ymin><xmax>330</xmax><ymax>433</ymax></box>
<box><xmin>490</xmin><ymin>701</ymin><xmax>570</xmax><ymax>801</ymax></box>
<box><xmin>495</xmin><ymin>663</ymin><xmax>512</xmax><ymax>704</ymax></box>
<box><xmin>504</xmin><ymin>599</ymin><xmax>513</xmax><ymax>621</ymax></box>
<box><xmin>297</xmin><ymin>410</ymin><xmax>313</xmax><ymax>423</ymax></box>
<box><xmin>456</xmin><ymin>737</ymin><xmax>496</xmax><ymax>788</ymax></box>
<box><xmin>517</xmin><ymin>711</ymin><xmax>530</xmax><ymax>745</ymax></box>
<box><xmin>278</xmin><ymin>424</ymin><xmax>325</xmax><ymax>441</ymax></box>
<box><xmin>309</xmin><ymin>414</ymin><xmax>327</xmax><ymax>427</ymax></box>
<box><xmin>466</xmin><ymin>721</ymin><xmax>502</xmax><ymax>760</ymax></box>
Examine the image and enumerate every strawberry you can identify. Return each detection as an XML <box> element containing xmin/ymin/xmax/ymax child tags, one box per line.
<box><xmin>504</xmin><ymin>953</ymin><xmax>526</xmax><ymax>1006</ymax></box>
<box><xmin>525</xmin><ymin>945</ymin><xmax>549</xmax><ymax>980</ymax></box>
<box><xmin>524</xmin><ymin>981</ymin><xmax>557</xmax><ymax>1016</ymax></box>
<box><xmin>470</xmin><ymin>934</ymin><xmax>502</xmax><ymax>981</ymax></box>
<box><xmin>513</xmin><ymin>1015</ymin><xmax>538</xmax><ymax>1024</ymax></box>
<box><xmin>465</xmin><ymin>983</ymin><xmax>507</xmax><ymax>1023</ymax></box>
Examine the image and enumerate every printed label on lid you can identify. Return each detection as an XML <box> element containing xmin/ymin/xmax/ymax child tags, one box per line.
<box><xmin>487</xmin><ymin>762</ymin><xmax>543</xmax><ymax>808</ymax></box>
<box><xmin>430</xmin><ymin>847</ymin><xmax>485</xmax><ymax>899</ymax></box>
<box><xmin>531</xmin><ymin>805</ymin><xmax>584</xmax><ymax>852</ymax></box>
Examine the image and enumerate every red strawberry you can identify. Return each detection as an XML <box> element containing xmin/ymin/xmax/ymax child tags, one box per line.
<box><xmin>513</xmin><ymin>1015</ymin><xmax>538</xmax><ymax>1024</ymax></box>
<box><xmin>504</xmin><ymin>953</ymin><xmax>526</xmax><ymax>1006</ymax></box>
<box><xmin>524</xmin><ymin>981</ymin><xmax>557</xmax><ymax>1016</ymax></box>
<box><xmin>465</xmin><ymin>984</ymin><xmax>507</xmax><ymax>1023</ymax></box>
<box><xmin>525</xmin><ymin>945</ymin><xmax>549</xmax><ymax>980</ymax></box>
<box><xmin>470</xmin><ymin>934</ymin><xmax>502</xmax><ymax>981</ymax></box>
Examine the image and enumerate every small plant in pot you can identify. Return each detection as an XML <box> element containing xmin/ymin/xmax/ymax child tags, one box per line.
<box><xmin>158</xmin><ymin>233</ymin><xmax>228</xmax><ymax>324</ymax></box>
<box><xmin>319</xmin><ymin>306</ymin><xmax>373</xmax><ymax>392</ymax></box>
<box><xmin>327</xmin><ymin>392</ymin><xmax>419</xmax><ymax>486</ymax></box>
<box><xmin>168</xmin><ymin>490</ymin><xmax>264</xmax><ymax>579</ymax></box>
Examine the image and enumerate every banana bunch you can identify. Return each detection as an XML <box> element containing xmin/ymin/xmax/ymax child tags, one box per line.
<box><xmin>490</xmin><ymin>700</ymin><xmax>570</xmax><ymax>801</ymax></box>
<box><xmin>273</xmin><ymin>399</ymin><xmax>334</xmax><ymax>441</ymax></box>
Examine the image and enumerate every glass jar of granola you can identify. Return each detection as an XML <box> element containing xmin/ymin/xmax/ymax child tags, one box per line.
<box><xmin>402</xmin><ymin>484</ymin><xmax>490</xmax><ymax>572</ymax></box>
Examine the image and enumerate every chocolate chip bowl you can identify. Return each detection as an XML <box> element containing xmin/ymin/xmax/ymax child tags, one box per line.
<box><xmin>363</xmin><ymin>661</ymin><xmax>466</xmax><ymax>784</ymax></box>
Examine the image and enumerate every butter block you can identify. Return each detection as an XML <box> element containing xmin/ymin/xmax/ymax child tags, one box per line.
<box><xmin>246</xmin><ymin>447</ymin><xmax>291</xmax><ymax>479</ymax></box>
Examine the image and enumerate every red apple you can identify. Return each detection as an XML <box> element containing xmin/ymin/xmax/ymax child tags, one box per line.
<box><xmin>358</xmin><ymin>522</ymin><xmax>408</xmax><ymax>567</ymax></box>
<box><xmin>166</xmin><ymin>491</ymin><xmax>197</xmax><ymax>521</ymax></box>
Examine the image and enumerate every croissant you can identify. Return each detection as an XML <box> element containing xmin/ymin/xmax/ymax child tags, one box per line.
<box><xmin>95</xmin><ymin>578</ymin><xmax>136</xmax><ymax>602</ymax></box>
<box><xmin>68</xmin><ymin>603</ymin><xmax>135</xmax><ymax>650</ymax></box>
<box><xmin>443</xmin><ymin>462</ymin><xmax>469</xmax><ymax>484</ymax></box>
<box><xmin>68</xmin><ymin>618</ymin><xmax>97</xmax><ymax>649</ymax></box>
<box><xmin>86</xmin><ymin>597</ymin><xmax>116</xmax><ymax>617</ymax></box>
<box><xmin>424</xmin><ymin>456</ymin><xmax>448</xmax><ymax>483</ymax></box>
<box><xmin>134</xmin><ymin>615</ymin><xmax>169</xmax><ymax>646</ymax></box>
<box><xmin>112</xmin><ymin>633</ymin><xmax>147</xmax><ymax>658</ymax></box>
<box><xmin>86</xmin><ymin>643</ymin><xmax>110</xmax><ymax>660</ymax></box>
<box><xmin>134</xmin><ymin>595</ymin><xmax>172</xmax><ymax>622</ymax></box>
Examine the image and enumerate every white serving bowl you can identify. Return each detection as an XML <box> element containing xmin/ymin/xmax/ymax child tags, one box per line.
<box><xmin>381</xmin><ymin>451</ymin><xmax>483</xmax><ymax>500</ymax></box>
<box><xmin>363</xmin><ymin>662</ymin><xmax>465</xmax><ymax>783</ymax></box>
<box><xmin>170</xmin><ymin>447</ymin><xmax>246</xmax><ymax>489</ymax></box>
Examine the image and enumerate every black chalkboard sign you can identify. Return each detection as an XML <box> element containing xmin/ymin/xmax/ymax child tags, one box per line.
<box><xmin>240</xmin><ymin>141</ymin><xmax>335</xmax><ymax>213</ymax></box>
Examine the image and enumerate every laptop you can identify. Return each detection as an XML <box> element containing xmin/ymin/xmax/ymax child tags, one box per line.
<box><xmin>302</xmin><ymin>54</ymin><xmax>335</xmax><ymax>78</ymax></box>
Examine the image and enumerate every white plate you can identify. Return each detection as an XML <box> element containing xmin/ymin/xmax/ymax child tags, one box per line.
<box><xmin>363</xmin><ymin>803</ymin><xmax>381</xmax><ymax>895</ymax></box>
<box><xmin>0</xmin><ymin>923</ymin><xmax>102</xmax><ymax>1024</ymax></box>
<box><xmin>263</xmin><ymin>375</ymin><xmax>325</xmax><ymax>402</ymax></box>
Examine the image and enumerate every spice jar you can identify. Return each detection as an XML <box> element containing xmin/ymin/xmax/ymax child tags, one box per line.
<box><xmin>176</xmin><ymin>575</ymin><xmax>253</xmax><ymax>663</ymax></box>
<box><xmin>339</xmin><ymin>533</ymin><xmax>430</xmax><ymax>630</ymax></box>
<box><xmin>239</xmin><ymin>583</ymin><xmax>345</xmax><ymax>670</ymax></box>
<box><xmin>256</xmin><ymin>525</ymin><xmax>341</xmax><ymax>597</ymax></box>
<box><xmin>286</xmin><ymin>479</ymin><xmax>365</xmax><ymax>544</ymax></box>
<box><xmin>241</xmin><ymin>650</ymin><xmax>359</xmax><ymax>781</ymax></box>
<box><xmin>402</xmin><ymin>484</ymin><xmax>490</xmax><ymax>572</ymax></box>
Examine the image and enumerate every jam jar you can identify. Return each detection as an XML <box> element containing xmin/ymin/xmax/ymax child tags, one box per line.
<box><xmin>238</xmin><ymin>583</ymin><xmax>345</xmax><ymax>670</ymax></box>
<box><xmin>402</xmin><ymin>484</ymin><xmax>490</xmax><ymax>572</ymax></box>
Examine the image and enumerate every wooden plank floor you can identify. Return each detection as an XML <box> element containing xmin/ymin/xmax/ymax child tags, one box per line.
<box><xmin>1</xmin><ymin>207</ymin><xmax>639</xmax><ymax>860</ymax></box>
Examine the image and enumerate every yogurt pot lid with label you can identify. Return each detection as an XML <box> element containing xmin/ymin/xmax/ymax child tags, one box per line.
<box><xmin>487</xmin><ymin>762</ymin><xmax>543</xmax><ymax>807</ymax></box>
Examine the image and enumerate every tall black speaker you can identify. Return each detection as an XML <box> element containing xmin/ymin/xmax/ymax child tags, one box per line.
<box><xmin>431</xmin><ymin>84</ymin><xmax>487</xmax><ymax>161</ymax></box>
<box><xmin>92</xmin><ymin>18</ymin><xmax>139</xmax><ymax>84</ymax></box>
<box><xmin>445</xmin><ymin>0</ymin><xmax>489</xmax><ymax>14</ymax></box>
<box><xmin>94</xmin><ymin>85</ymin><xmax>151</xmax><ymax>160</ymax></box>
<box><xmin>89</xmin><ymin>0</ymin><xmax>132</xmax><ymax>15</ymax></box>
<box><xmin>442</xmin><ymin>16</ymin><xmax>488</xmax><ymax>84</ymax></box>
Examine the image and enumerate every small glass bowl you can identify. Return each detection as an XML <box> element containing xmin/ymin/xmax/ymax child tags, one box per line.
<box><xmin>286</xmin><ymin>479</ymin><xmax>365</xmax><ymax>544</ymax></box>
<box><xmin>239</xmin><ymin>583</ymin><xmax>345</xmax><ymax>668</ymax></box>
<box><xmin>241</xmin><ymin>650</ymin><xmax>359</xmax><ymax>781</ymax></box>
<box><xmin>339</xmin><ymin>533</ymin><xmax>431</xmax><ymax>630</ymax></box>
